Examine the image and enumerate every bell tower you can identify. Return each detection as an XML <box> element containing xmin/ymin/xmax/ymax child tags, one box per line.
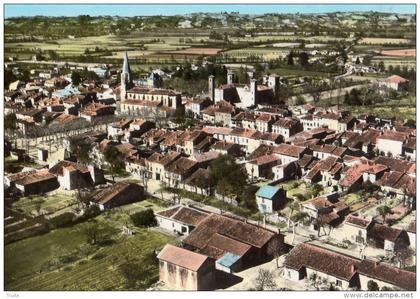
<box><xmin>121</xmin><ymin>51</ymin><xmax>133</xmax><ymax>100</ymax></box>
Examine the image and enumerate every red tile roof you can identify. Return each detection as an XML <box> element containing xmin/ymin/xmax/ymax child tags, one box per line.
<box><xmin>157</xmin><ymin>244</ymin><xmax>210</xmax><ymax>272</ymax></box>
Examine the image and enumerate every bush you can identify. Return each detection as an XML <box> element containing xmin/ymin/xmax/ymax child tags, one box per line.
<box><xmin>130</xmin><ymin>209</ymin><xmax>157</xmax><ymax>227</ymax></box>
<box><xmin>48</xmin><ymin>212</ymin><xmax>76</xmax><ymax>229</ymax></box>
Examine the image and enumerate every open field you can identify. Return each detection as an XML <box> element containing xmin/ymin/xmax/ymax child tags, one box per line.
<box><xmin>11</xmin><ymin>192</ymin><xmax>75</xmax><ymax>217</ymax></box>
<box><xmin>5</xmin><ymin>199</ymin><xmax>173</xmax><ymax>291</ymax></box>
<box><xmin>359</xmin><ymin>37</ymin><xmax>412</xmax><ymax>45</ymax></box>
<box><xmin>379</xmin><ymin>48</ymin><xmax>416</xmax><ymax>57</ymax></box>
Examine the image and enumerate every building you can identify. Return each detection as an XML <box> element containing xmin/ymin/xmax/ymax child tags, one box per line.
<box><xmin>255</xmin><ymin>185</ymin><xmax>287</xmax><ymax>214</ymax></box>
<box><xmin>155</xmin><ymin>205</ymin><xmax>209</xmax><ymax>236</ymax></box>
<box><xmin>13</xmin><ymin>169</ymin><xmax>59</xmax><ymax>195</ymax></box>
<box><xmin>157</xmin><ymin>244</ymin><xmax>215</xmax><ymax>291</ymax></box>
<box><xmin>283</xmin><ymin>243</ymin><xmax>360</xmax><ymax>290</ymax></box>
<box><xmin>367</xmin><ymin>223</ymin><xmax>410</xmax><ymax>252</ymax></box>
<box><xmin>283</xmin><ymin>243</ymin><xmax>416</xmax><ymax>291</ymax></box>
<box><xmin>379</xmin><ymin>75</ymin><xmax>409</xmax><ymax>91</ymax></box>
<box><xmin>91</xmin><ymin>181</ymin><xmax>145</xmax><ymax>210</ymax></box>
<box><xmin>183</xmin><ymin>213</ymin><xmax>283</xmax><ymax>273</ymax></box>
<box><xmin>48</xmin><ymin>160</ymin><xmax>105</xmax><ymax>190</ymax></box>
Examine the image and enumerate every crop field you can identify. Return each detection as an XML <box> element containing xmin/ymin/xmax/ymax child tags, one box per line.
<box><xmin>359</xmin><ymin>37</ymin><xmax>412</xmax><ymax>45</ymax></box>
<box><xmin>224</xmin><ymin>47</ymin><xmax>289</xmax><ymax>60</ymax></box>
<box><xmin>379</xmin><ymin>48</ymin><xmax>416</xmax><ymax>57</ymax></box>
<box><xmin>163</xmin><ymin>47</ymin><xmax>223</xmax><ymax>56</ymax></box>
<box><xmin>5</xmin><ymin>199</ymin><xmax>173</xmax><ymax>291</ymax></box>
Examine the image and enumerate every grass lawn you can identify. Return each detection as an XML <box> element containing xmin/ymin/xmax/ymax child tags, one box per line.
<box><xmin>5</xmin><ymin>200</ymin><xmax>175</xmax><ymax>291</ymax></box>
<box><xmin>343</xmin><ymin>193</ymin><xmax>362</xmax><ymax>206</ymax></box>
<box><xmin>11</xmin><ymin>192</ymin><xmax>75</xmax><ymax>216</ymax></box>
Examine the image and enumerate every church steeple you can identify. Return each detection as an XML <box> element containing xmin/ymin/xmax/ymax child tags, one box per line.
<box><xmin>121</xmin><ymin>51</ymin><xmax>133</xmax><ymax>100</ymax></box>
<box><xmin>122</xmin><ymin>51</ymin><xmax>132</xmax><ymax>84</ymax></box>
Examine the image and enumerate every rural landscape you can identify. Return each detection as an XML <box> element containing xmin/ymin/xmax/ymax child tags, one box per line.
<box><xmin>3</xmin><ymin>4</ymin><xmax>417</xmax><ymax>293</ymax></box>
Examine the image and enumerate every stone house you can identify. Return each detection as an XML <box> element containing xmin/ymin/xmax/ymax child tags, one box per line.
<box><xmin>255</xmin><ymin>185</ymin><xmax>287</xmax><ymax>214</ymax></box>
<box><xmin>155</xmin><ymin>205</ymin><xmax>209</xmax><ymax>236</ymax></box>
<box><xmin>91</xmin><ymin>181</ymin><xmax>145</xmax><ymax>210</ymax></box>
<box><xmin>157</xmin><ymin>244</ymin><xmax>215</xmax><ymax>291</ymax></box>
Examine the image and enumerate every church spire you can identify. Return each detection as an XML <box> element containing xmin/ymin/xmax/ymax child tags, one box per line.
<box><xmin>122</xmin><ymin>51</ymin><xmax>132</xmax><ymax>83</ymax></box>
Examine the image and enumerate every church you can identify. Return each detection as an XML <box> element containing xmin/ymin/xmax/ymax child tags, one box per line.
<box><xmin>119</xmin><ymin>51</ymin><xmax>182</xmax><ymax>117</ymax></box>
<box><xmin>210</xmin><ymin>70</ymin><xmax>282</xmax><ymax>108</ymax></box>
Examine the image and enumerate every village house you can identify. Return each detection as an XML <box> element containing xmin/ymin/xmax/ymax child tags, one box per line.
<box><xmin>80</xmin><ymin>102</ymin><xmax>116</xmax><ymax>122</ymax></box>
<box><xmin>367</xmin><ymin>223</ymin><xmax>410</xmax><ymax>253</ymax></box>
<box><xmin>157</xmin><ymin>244</ymin><xmax>215</xmax><ymax>291</ymax></box>
<box><xmin>107</xmin><ymin>119</ymin><xmax>133</xmax><ymax>140</ymax></box>
<box><xmin>341</xmin><ymin>214</ymin><xmax>373</xmax><ymax>245</ymax></box>
<box><xmin>91</xmin><ymin>181</ymin><xmax>145</xmax><ymax>210</ymax></box>
<box><xmin>245</xmin><ymin>153</ymin><xmax>281</xmax><ymax>180</ymax></box>
<box><xmin>185</xmin><ymin>97</ymin><xmax>212</xmax><ymax>118</ymax></box>
<box><xmin>283</xmin><ymin>243</ymin><xmax>360</xmax><ymax>290</ymax></box>
<box><xmin>164</xmin><ymin>157</ymin><xmax>198</xmax><ymax>188</ymax></box>
<box><xmin>255</xmin><ymin>185</ymin><xmax>287</xmax><ymax>214</ymax></box>
<box><xmin>376</xmin><ymin>130</ymin><xmax>411</xmax><ymax>157</ymax></box>
<box><xmin>182</xmin><ymin>213</ymin><xmax>283</xmax><ymax>273</ymax></box>
<box><xmin>210</xmin><ymin>141</ymin><xmax>242</xmax><ymax>157</ymax></box>
<box><xmin>272</xmin><ymin>117</ymin><xmax>302</xmax><ymax>139</ymax></box>
<box><xmin>48</xmin><ymin>160</ymin><xmax>105</xmax><ymax>190</ymax></box>
<box><xmin>283</xmin><ymin>243</ymin><xmax>416</xmax><ymax>291</ymax></box>
<box><xmin>146</xmin><ymin>151</ymin><xmax>182</xmax><ymax>181</ymax></box>
<box><xmin>379</xmin><ymin>75</ymin><xmax>410</xmax><ymax>91</ymax></box>
<box><xmin>301</xmin><ymin>195</ymin><xmax>349</xmax><ymax>232</ymax></box>
<box><xmin>304</xmin><ymin>156</ymin><xmax>343</xmax><ymax>187</ymax></box>
<box><xmin>358</xmin><ymin>259</ymin><xmax>415</xmax><ymax>291</ymax></box>
<box><xmin>255</xmin><ymin>114</ymin><xmax>276</xmax><ymax>133</ymax></box>
<box><xmin>12</xmin><ymin>169</ymin><xmax>59</xmax><ymax>195</ymax></box>
<box><xmin>232</xmin><ymin>111</ymin><xmax>256</xmax><ymax>129</ymax></box>
<box><xmin>155</xmin><ymin>205</ymin><xmax>209</xmax><ymax>236</ymax></box>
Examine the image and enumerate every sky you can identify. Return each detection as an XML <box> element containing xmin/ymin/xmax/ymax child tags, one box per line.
<box><xmin>4</xmin><ymin>4</ymin><xmax>416</xmax><ymax>18</ymax></box>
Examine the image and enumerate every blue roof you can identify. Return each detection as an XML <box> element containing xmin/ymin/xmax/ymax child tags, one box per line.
<box><xmin>256</xmin><ymin>185</ymin><xmax>281</xmax><ymax>199</ymax></box>
<box><xmin>216</xmin><ymin>252</ymin><xmax>241</xmax><ymax>268</ymax></box>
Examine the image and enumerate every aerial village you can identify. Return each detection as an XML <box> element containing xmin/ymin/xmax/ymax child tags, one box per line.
<box><xmin>4</xmin><ymin>10</ymin><xmax>416</xmax><ymax>292</ymax></box>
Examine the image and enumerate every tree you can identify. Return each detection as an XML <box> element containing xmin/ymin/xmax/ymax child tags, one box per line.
<box><xmin>70</xmin><ymin>137</ymin><xmax>92</xmax><ymax>164</ymax></box>
<box><xmin>310</xmin><ymin>183</ymin><xmax>323</xmax><ymax>198</ymax></box>
<box><xmin>266</xmin><ymin>237</ymin><xmax>284</xmax><ymax>268</ymax></box>
<box><xmin>377</xmin><ymin>205</ymin><xmax>392</xmax><ymax>222</ymax></box>
<box><xmin>290</xmin><ymin>211</ymin><xmax>308</xmax><ymax>243</ymax></box>
<box><xmin>82</xmin><ymin>221</ymin><xmax>101</xmax><ymax>245</ymax></box>
<box><xmin>71</xmin><ymin>71</ymin><xmax>82</xmax><ymax>86</ymax></box>
<box><xmin>253</xmin><ymin>269</ymin><xmax>277</xmax><ymax>290</ymax></box>
<box><xmin>395</xmin><ymin>247</ymin><xmax>414</xmax><ymax>268</ymax></box>
<box><xmin>367</xmin><ymin>280</ymin><xmax>379</xmax><ymax>291</ymax></box>
<box><xmin>210</xmin><ymin>155</ymin><xmax>247</xmax><ymax>199</ymax></box>
<box><xmin>4</xmin><ymin>113</ymin><xmax>17</xmax><ymax>132</ymax></box>
<box><xmin>103</xmin><ymin>146</ymin><xmax>125</xmax><ymax>182</ymax></box>
<box><xmin>287</xmin><ymin>51</ymin><xmax>294</xmax><ymax>66</ymax></box>
<box><xmin>298</xmin><ymin>51</ymin><xmax>309</xmax><ymax>68</ymax></box>
<box><xmin>130</xmin><ymin>209</ymin><xmax>157</xmax><ymax>227</ymax></box>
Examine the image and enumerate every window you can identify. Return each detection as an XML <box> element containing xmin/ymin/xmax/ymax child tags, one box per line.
<box><xmin>336</xmin><ymin>280</ymin><xmax>342</xmax><ymax>287</ymax></box>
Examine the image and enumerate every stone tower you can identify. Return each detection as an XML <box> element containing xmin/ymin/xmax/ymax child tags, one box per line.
<box><xmin>121</xmin><ymin>51</ymin><xmax>133</xmax><ymax>101</ymax></box>
<box><xmin>227</xmin><ymin>70</ymin><xmax>235</xmax><ymax>85</ymax></box>
<box><xmin>208</xmin><ymin>75</ymin><xmax>215</xmax><ymax>102</ymax></box>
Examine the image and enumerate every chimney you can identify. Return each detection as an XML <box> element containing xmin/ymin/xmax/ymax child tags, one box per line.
<box><xmin>250</xmin><ymin>79</ymin><xmax>257</xmax><ymax>105</ymax></box>
<box><xmin>208</xmin><ymin>75</ymin><xmax>215</xmax><ymax>102</ymax></box>
<box><xmin>227</xmin><ymin>70</ymin><xmax>235</xmax><ymax>85</ymax></box>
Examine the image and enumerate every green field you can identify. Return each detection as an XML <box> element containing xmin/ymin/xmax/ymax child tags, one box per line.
<box><xmin>5</xmin><ymin>199</ymin><xmax>174</xmax><ymax>291</ymax></box>
<box><xmin>12</xmin><ymin>192</ymin><xmax>75</xmax><ymax>216</ymax></box>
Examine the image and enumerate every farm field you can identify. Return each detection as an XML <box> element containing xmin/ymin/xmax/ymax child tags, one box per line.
<box><xmin>5</xmin><ymin>199</ymin><xmax>173</xmax><ymax>291</ymax></box>
<box><xmin>359</xmin><ymin>37</ymin><xmax>412</xmax><ymax>45</ymax></box>
<box><xmin>379</xmin><ymin>48</ymin><xmax>416</xmax><ymax>57</ymax></box>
